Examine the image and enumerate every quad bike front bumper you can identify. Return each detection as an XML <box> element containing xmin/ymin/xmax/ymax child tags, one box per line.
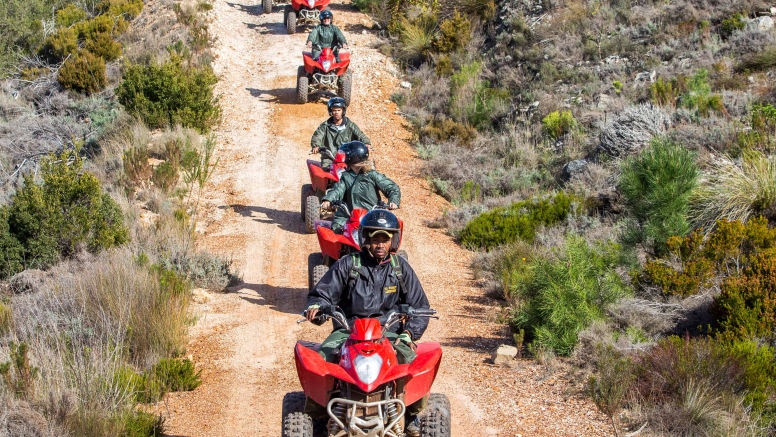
<box><xmin>327</xmin><ymin>397</ymin><xmax>406</xmax><ymax>437</ymax></box>
<box><xmin>298</xmin><ymin>8</ymin><xmax>319</xmax><ymax>20</ymax></box>
<box><xmin>311</xmin><ymin>72</ymin><xmax>339</xmax><ymax>90</ymax></box>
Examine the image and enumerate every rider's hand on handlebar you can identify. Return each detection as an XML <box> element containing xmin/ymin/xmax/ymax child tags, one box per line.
<box><xmin>305</xmin><ymin>306</ymin><xmax>320</xmax><ymax>322</ymax></box>
<box><xmin>311</xmin><ymin>146</ymin><xmax>320</xmax><ymax>154</ymax></box>
<box><xmin>321</xmin><ymin>200</ymin><xmax>332</xmax><ymax>211</ymax></box>
<box><xmin>388</xmin><ymin>202</ymin><xmax>398</xmax><ymax>210</ymax></box>
<box><xmin>305</xmin><ymin>41</ymin><xmax>312</xmax><ymax>50</ymax></box>
<box><xmin>395</xmin><ymin>331</ymin><xmax>417</xmax><ymax>351</ymax></box>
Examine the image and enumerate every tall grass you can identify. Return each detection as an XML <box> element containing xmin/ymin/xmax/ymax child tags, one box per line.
<box><xmin>690</xmin><ymin>151</ymin><xmax>776</xmax><ymax>229</ymax></box>
<box><xmin>396</xmin><ymin>14</ymin><xmax>437</xmax><ymax>65</ymax></box>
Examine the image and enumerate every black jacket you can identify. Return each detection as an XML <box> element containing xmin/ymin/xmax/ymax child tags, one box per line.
<box><xmin>307</xmin><ymin>251</ymin><xmax>430</xmax><ymax>340</ymax></box>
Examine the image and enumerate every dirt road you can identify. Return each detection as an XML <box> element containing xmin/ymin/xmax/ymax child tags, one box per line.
<box><xmin>157</xmin><ymin>1</ymin><xmax>613</xmax><ymax>436</ymax></box>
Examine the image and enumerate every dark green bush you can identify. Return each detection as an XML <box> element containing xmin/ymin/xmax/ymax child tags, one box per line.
<box><xmin>40</xmin><ymin>27</ymin><xmax>78</xmax><ymax>62</ymax></box>
<box><xmin>449</xmin><ymin>62</ymin><xmax>510</xmax><ymax>130</ymax></box>
<box><xmin>1</xmin><ymin>149</ymin><xmax>129</xmax><ymax>278</ymax></box>
<box><xmin>420</xmin><ymin>117</ymin><xmax>476</xmax><ymax>146</ymax></box>
<box><xmin>120</xmin><ymin>411</ymin><xmax>164</xmax><ymax>437</ymax></box>
<box><xmin>434</xmin><ymin>12</ymin><xmax>471</xmax><ymax>54</ymax></box>
<box><xmin>0</xmin><ymin>208</ymin><xmax>24</xmax><ymax>279</ymax></box>
<box><xmin>97</xmin><ymin>0</ymin><xmax>144</xmax><ymax>20</ymax></box>
<box><xmin>55</xmin><ymin>4</ymin><xmax>88</xmax><ymax>27</ymax></box>
<box><xmin>720</xmin><ymin>13</ymin><xmax>747</xmax><ymax>40</ymax></box>
<box><xmin>0</xmin><ymin>0</ymin><xmax>59</xmax><ymax>72</ymax></box>
<box><xmin>58</xmin><ymin>50</ymin><xmax>107</xmax><ymax>94</ymax></box>
<box><xmin>118</xmin><ymin>55</ymin><xmax>221</xmax><ymax>133</ymax></box>
<box><xmin>619</xmin><ymin>137</ymin><xmax>698</xmax><ymax>257</ymax></box>
<box><xmin>511</xmin><ymin>235</ymin><xmax>630</xmax><ymax>355</ymax></box>
<box><xmin>150</xmin><ymin>358</ymin><xmax>201</xmax><ymax>393</ymax></box>
<box><xmin>459</xmin><ymin>192</ymin><xmax>579</xmax><ymax>250</ymax></box>
<box><xmin>85</xmin><ymin>32</ymin><xmax>123</xmax><ymax>62</ymax></box>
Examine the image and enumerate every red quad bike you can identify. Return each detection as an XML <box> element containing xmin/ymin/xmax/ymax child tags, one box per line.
<box><xmin>308</xmin><ymin>202</ymin><xmax>405</xmax><ymax>290</ymax></box>
<box><xmin>284</xmin><ymin>0</ymin><xmax>330</xmax><ymax>33</ymax></box>
<box><xmin>297</xmin><ymin>47</ymin><xmax>352</xmax><ymax>106</ymax></box>
<box><xmin>302</xmin><ymin>149</ymin><xmax>348</xmax><ymax>234</ymax></box>
<box><xmin>283</xmin><ymin>305</ymin><xmax>450</xmax><ymax>437</ymax></box>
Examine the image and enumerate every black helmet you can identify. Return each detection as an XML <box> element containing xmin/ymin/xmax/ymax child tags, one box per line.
<box><xmin>340</xmin><ymin>141</ymin><xmax>369</xmax><ymax>166</ymax></box>
<box><xmin>359</xmin><ymin>209</ymin><xmax>401</xmax><ymax>251</ymax></box>
<box><xmin>319</xmin><ymin>9</ymin><xmax>333</xmax><ymax>21</ymax></box>
<box><xmin>327</xmin><ymin>96</ymin><xmax>347</xmax><ymax>117</ymax></box>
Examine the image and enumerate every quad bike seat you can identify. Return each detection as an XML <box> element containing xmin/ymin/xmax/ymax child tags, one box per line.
<box><xmin>302</xmin><ymin>51</ymin><xmax>313</xmax><ymax>58</ymax></box>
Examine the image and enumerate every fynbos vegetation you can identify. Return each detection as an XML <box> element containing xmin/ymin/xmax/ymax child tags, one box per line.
<box><xmin>365</xmin><ymin>0</ymin><xmax>776</xmax><ymax>433</ymax></box>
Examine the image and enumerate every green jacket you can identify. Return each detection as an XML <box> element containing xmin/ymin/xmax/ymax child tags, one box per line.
<box><xmin>307</xmin><ymin>24</ymin><xmax>347</xmax><ymax>49</ymax></box>
<box><xmin>323</xmin><ymin>169</ymin><xmax>401</xmax><ymax>226</ymax></box>
<box><xmin>311</xmin><ymin>117</ymin><xmax>370</xmax><ymax>167</ymax></box>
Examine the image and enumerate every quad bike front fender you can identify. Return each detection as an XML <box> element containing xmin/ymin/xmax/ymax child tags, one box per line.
<box><xmin>316</xmin><ymin>225</ymin><xmax>357</xmax><ymax>261</ymax></box>
<box><xmin>404</xmin><ymin>342</ymin><xmax>443</xmax><ymax>405</ymax></box>
<box><xmin>307</xmin><ymin>160</ymin><xmax>336</xmax><ymax>193</ymax></box>
<box><xmin>303</xmin><ymin>52</ymin><xmax>351</xmax><ymax>75</ymax></box>
<box><xmin>295</xmin><ymin>342</ymin><xmax>357</xmax><ymax>407</ymax></box>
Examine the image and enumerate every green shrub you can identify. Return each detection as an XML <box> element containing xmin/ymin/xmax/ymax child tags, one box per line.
<box><xmin>150</xmin><ymin>358</ymin><xmax>201</xmax><ymax>393</ymax></box>
<box><xmin>588</xmin><ymin>345</ymin><xmax>634</xmax><ymax>435</ymax></box>
<box><xmin>395</xmin><ymin>14</ymin><xmax>438</xmax><ymax>64</ymax></box>
<box><xmin>76</xmin><ymin>15</ymin><xmax>122</xmax><ymax>40</ymax></box>
<box><xmin>449</xmin><ymin>62</ymin><xmax>510</xmax><ymax>130</ymax></box>
<box><xmin>435</xmin><ymin>55</ymin><xmax>453</xmax><ymax>76</ymax></box>
<box><xmin>0</xmin><ymin>342</ymin><xmax>39</xmax><ymax>399</ymax></box>
<box><xmin>97</xmin><ymin>0</ymin><xmax>144</xmax><ymax>21</ymax></box>
<box><xmin>679</xmin><ymin>69</ymin><xmax>727</xmax><ymax>117</ymax></box>
<box><xmin>420</xmin><ymin>117</ymin><xmax>476</xmax><ymax>146</ymax></box>
<box><xmin>0</xmin><ymin>0</ymin><xmax>58</xmax><ymax>72</ymax></box>
<box><xmin>117</xmin><ymin>55</ymin><xmax>221</xmax><ymax>133</ymax></box>
<box><xmin>690</xmin><ymin>150</ymin><xmax>776</xmax><ymax>229</ymax></box>
<box><xmin>0</xmin><ymin>208</ymin><xmax>24</xmax><ymax>279</ymax></box>
<box><xmin>352</xmin><ymin>0</ymin><xmax>378</xmax><ymax>12</ymax></box>
<box><xmin>454</xmin><ymin>0</ymin><xmax>496</xmax><ymax>21</ymax></box>
<box><xmin>2</xmin><ymin>149</ymin><xmax>129</xmax><ymax>278</ymax></box>
<box><xmin>55</xmin><ymin>4</ymin><xmax>88</xmax><ymax>27</ymax></box>
<box><xmin>120</xmin><ymin>410</ymin><xmax>164</xmax><ymax>437</ymax></box>
<box><xmin>720</xmin><ymin>13</ymin><xmax>746</xmax><ymax>40</ymax></box>
<box><xmin>40</xmin><ymin>27</ymin><xmax>78</xmax><ymax>62</ymax></box>
<box><xmin>152</xmin><ymin>161</ymin><xmax>178</xmax><ymax>192</ymax></box>
<box><xmin>434</xmin><ymin>11</ymin><xmax>471</xmax><ymax>54</ymax></box>
<box><xmin>0</xmin><ymin>301</ymin><xmax>11</xmax><ymax>335</ymax></box>
<box><xmin>459</xmin><ymin>192</ymin><xmax>579</xmax><ymax>250</ymax></box>
<box><xmin>542</xmin><ymin>110</ymin><xmax>577</xmax><ymax>140</ymax></box>
<box><xmin>511</xmin><ymin>235</ymin><xmax>630</xmax><ymax>356</ymax></box>
<box><xmin>619</xmin><ymin>137</ymin><xmax>698</xmax><ymax>257</ymax></box>
<box><xmin>123</xmin><ymin>145</ymin><xmax>152</xmax><ymax>187</ymax></box>
<box><xmin>85</xmin><ymin>32</ymin><xmax>123</xmax><ymax>62</ymax></box>
<box><xmin>58</xmin><ymin>50</ymin><xmax>107</xmax><ymax>94</ymax></box>
<box><xmin>649</xmin><ymin>76</ymin><xmax>686</xmax><ymax>107</ymax></box>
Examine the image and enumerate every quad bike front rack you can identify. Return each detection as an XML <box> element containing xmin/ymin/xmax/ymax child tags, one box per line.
<box><xmin>327</xmin><ymin>397</ymin><xmax>406</xmax><ymax>437</ymax></box>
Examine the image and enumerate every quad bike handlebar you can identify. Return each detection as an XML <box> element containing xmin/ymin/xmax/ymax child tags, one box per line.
<box><xmin>323</xmin><ymin>200</ymin><xmax>397</xmax><ymax>214</ymax></box>
<box><xmin>299</xmin><ymin>305</ymin><xmax>437</xmax><ymax>334</ymax></box>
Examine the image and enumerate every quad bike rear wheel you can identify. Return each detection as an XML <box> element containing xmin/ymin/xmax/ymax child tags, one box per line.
<box><xmin>262</xmin><ymin>0</ymin><xmax>272</xmax><ymax>14</ymax></box>
<box><xmin>337</xmin><ymin>70</ymin><xmax>352</xmax><ymax>106</ymax></box>
<box><xmin>305</xmin><ymin>194</ymin><xmax>320</xmax><ymax>233</ymax></box>
<box><xmin>297</xmin><ymin>66</ymin><xmax>308</xmax><ymax>104</ymax></box>
<box><xmin>283</xmin><ymin>412</ymin><xmax>313</xmax><ymax>437</ymax></box>
<box><xmin>308</xmin><ymin>253</ymin><xmax>323</xmax><ymax>290</ymax></box>
<box><xmin>286</xmin><ymin>9</ymin><xmax>297</xmax><ymax>34</ymax></box>
<box><xmin>301</xmin><ymin>184</ymin><xmax>313</xmax><ymax>221</ymax></box>
<box><xmin>420</xmin><ymin>393</ymin><xmax>451</xmax><ymax>437</ymax></box>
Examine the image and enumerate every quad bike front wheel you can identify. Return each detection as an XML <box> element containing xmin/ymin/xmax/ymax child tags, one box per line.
<box><xmin>262</xmin><ymin>0</ymin><xmax>272</xmax><ymax>14</ymax></box>
<box><xmin>337</xmin><ymin>70</ymin><xmax>352</xmax><ymax>106</ymax></box>
<box><xmin>420</xmin><ymin>393</ymin><xmax>451</xmax><ymax>437</ymax></box>
<box><xmin>297</xmin><ymin>66</ymin><xmax>308</xmax><ymax>104</ymax></box>
<box><xmin>286</xmin><ymin>9</ymin><xmax>297</xmax><ymax>34</ymax></box>
<box><xmin>305</xmin><ymin>194</ymin><xmax>320</xmax><ymax>233</ymax></box>
<box><xmin>308</xmin><ymin>253</ymin><xmax>323</xmax><ymax>290</ymax></box>
<box><xmin>282</xmin><ymin>411</ymin><xmax>313</xmax><ymax>437</ymax></box>
<box><xmin>300</xmin><ymin>184</ymin><xmax>313</xmax><ymax>221</ymax></box>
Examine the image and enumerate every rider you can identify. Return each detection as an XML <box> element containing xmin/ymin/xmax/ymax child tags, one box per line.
<box><xmin>311</xmin><ymin>97</ymin><xmax>370</xmax><ymax>170</ymax></box>
<box><xmin>305</xmin><ymin>209</ymin><xmax>430</xmax><ymax>436</ymax></box>
<box><xmin>321</xmin><ymin>141</ymin><xmax>400</xmax><ymax>233</ymax></box>
<box><xmin>305</xmin><ymin>9</ymin><xmax>348</xmax><ymax>61</ymax></box>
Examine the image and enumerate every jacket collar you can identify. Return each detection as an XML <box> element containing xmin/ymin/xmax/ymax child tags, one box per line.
<box><xmin>327</xmin><ymin>116</ymin><xmax>348</xmax><ymax>127</ymax></box>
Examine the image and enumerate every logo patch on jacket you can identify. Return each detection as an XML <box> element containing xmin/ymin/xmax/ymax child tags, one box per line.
<box><xmin>384</xmin><ymin>285</ymin><xmax>397</xmax><ymax>294</ymax></box>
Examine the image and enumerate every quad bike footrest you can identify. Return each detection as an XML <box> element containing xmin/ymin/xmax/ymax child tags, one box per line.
<box><xmin>327</xmin><ymin>397</ymin><xmax>405</xmax><ymax>437</ymax></box>
<box><xmin>313</xmin><ymin>73</ymin><xmax>339</xmax><ymax>86</ymax></box>
<box><xmin>299</xmin><ymin>8</ymin><xmax>319</xmax><ymax>19</ymax></box>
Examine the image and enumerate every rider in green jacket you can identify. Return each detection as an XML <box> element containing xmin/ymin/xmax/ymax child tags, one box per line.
<box><xmin>311</xmin><ymin>97</ymin><xmax>370</xmax><ymax>170</ymax></box>
<box><xmin>321</xmin><ymin>141</ymin><xmax>400</xmax><ymax>233</ymax></box>
<box><xmin>305</xmin><ymin>9</ymin><xmax>348</xmax><ymax>60</ymax></box>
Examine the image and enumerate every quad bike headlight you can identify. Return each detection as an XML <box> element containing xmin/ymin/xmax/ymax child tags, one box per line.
<box><xmin>322</xmin><ymin>60</ymin><xmax>332</xmax><ymax>71</ymax></box>
<box><xmin>308</xmin><ymin>0</ymin><xmax>315</xmax><ymax>7</ymax></box>
<box><xmin>354</xmin><ymin>354</ymin><xmax>382</xmax><ymax>385</ymax></box>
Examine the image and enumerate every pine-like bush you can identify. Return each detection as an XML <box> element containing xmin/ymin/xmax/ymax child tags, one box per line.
<box><xmin>619</xmin><ymin>137</ymin><xmax>698</xmax><ymax>256</ymax></box>
<box><xmin>57</xmin><ymin>51</ymin><xmax>107</xmax><ymax>94</ymax></box>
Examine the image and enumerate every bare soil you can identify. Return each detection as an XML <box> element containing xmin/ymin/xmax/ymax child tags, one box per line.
<box><xmin>155</xmin><ymin>1</ymin><xmax>613</xmax><ymax>435</ymax></box>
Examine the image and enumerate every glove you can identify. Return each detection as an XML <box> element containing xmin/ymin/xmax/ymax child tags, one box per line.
<box><xmin>321</xmin><ymin>200</ymin><xmax>331</xmax><ymax>211</ymax></box>
<box><xmin>397</xmin><ymin>332</ymin><xmax>412</xmax><ymax>343</ymax></box>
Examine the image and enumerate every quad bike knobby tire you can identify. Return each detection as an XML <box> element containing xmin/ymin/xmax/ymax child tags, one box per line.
<box><xmin>308</xmin><ymin>253</ymin><xmax>323</xmax><ymax>290</ymax></box>
<box><xmin>396</xmin><ymin>249</ymin><xmax>408</xmax><ymax>261</ymax></box>
<box><xmin>337</xmin><ymin>70</ymin><xmax>352</xmax><ymax>106</ymax></box>
<box><xmin>301</xmin><ymin>184</ymin><xmax>313</xmax><ymax>221</ymax></box>
<box><xmin>312</xmin><ymin>264</ymin><xmax>327</xmax><ymax>290</ymax></box>
<box><xmin>262</xmin><ymin>0</ymin><xmax>272</xmax><ymax>14</ymax></box>
<box><xmin>420</xmin><ymin>393</ymin><xmax>451</xmax><ymax>437</ymax></box>
<box><xmin>297</xmin><ymin>66</ymin><xmax>308</xmax><ymax>104</ymax></box>
<box><xmin>305</xmin><ymin>194</ymin><xmax>320</xmax><ymax>233</ymax></box>
<box><xmin>283</xmin><ymin>411</ymin><xmax>313</xmax><ymax>437</ymax></box>
<box><xmin>281</xmin><ymin>392</ymin><xmax>306</xmax><ymax>432</ymax></box>
<box><xmin>286</xmin><ymin>8</ymin><xmax>297</xmax><ymax>34</ymax></box>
